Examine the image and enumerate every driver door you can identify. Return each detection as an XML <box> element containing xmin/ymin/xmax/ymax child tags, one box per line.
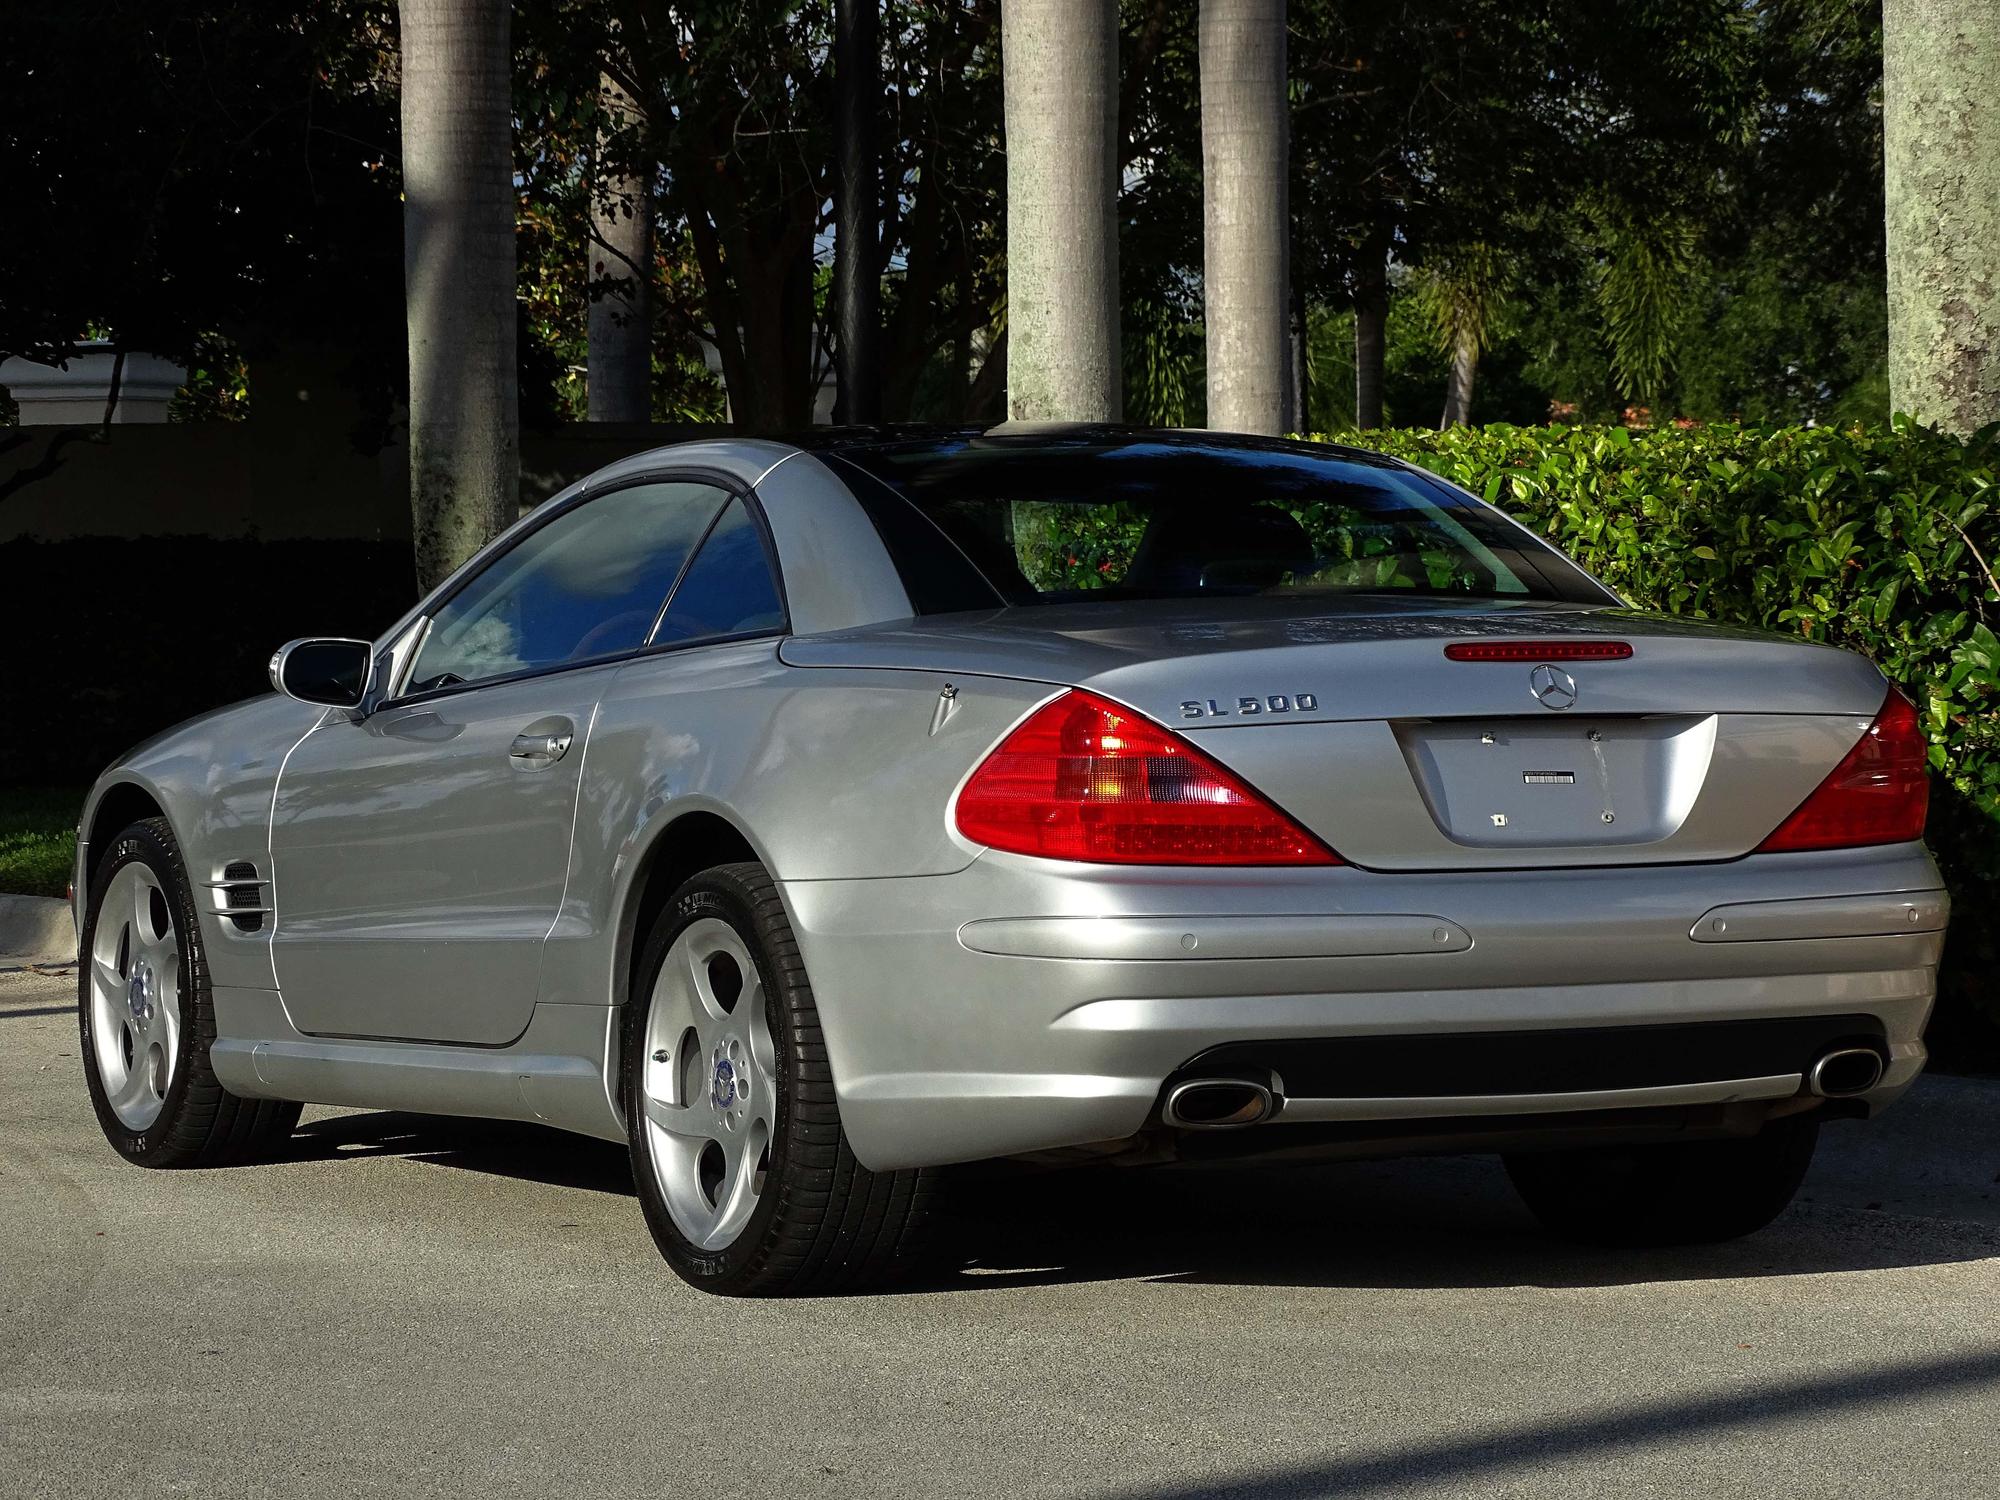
<box><xmin>269</xmin><ymin>477</ymin><xmax>732</xmax><ymax>1045</ymax></box>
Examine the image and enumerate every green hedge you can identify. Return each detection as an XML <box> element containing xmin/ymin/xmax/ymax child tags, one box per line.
<box><xmin>1326</xmin><ymin>420</ymin><xmax>1999</xmax><ymax>1049</ymax></box>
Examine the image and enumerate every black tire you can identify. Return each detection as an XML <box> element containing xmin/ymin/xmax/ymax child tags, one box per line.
<box><xmin>78</xmin><ymin>818</ymin><xmax>302</xmax><ymax>1168</ymax></box>
<box><xmin>622</xmin><ymin>862</ymin><xmax>936</xmax><ymax>1296</ymax></box>
<box><xmin>1504</xmin><ymin>1114</ymin><xmax>1820</xmax><ymax>1247</ymax></box>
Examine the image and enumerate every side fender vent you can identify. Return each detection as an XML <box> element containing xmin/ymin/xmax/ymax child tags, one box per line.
<box><xmin>207</xmin><ymin>861</ymin><xmax>271</xmax><ymax>933</ymax></box>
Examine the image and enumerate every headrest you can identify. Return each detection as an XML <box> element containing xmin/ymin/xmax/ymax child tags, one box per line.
<box><xmin>1125</xmin><ymin>505</ymin><xmax>1314</xmax><ymax>593</ymax></box>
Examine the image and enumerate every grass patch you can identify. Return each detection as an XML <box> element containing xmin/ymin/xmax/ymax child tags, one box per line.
<box><xmin>0</xmin><ymin>787</ymin><xmax>84</xmax><ymax>899</ymax></box>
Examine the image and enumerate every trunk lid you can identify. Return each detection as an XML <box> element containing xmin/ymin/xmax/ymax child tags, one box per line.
<box><xmin>781</xmin><ymin>598</ymin><xmax>1890</xmax><ymax>869</ymax></box>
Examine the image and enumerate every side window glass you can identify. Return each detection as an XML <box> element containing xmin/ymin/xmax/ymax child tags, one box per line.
<box><xmin>406</xmin><ymin>481</ymin><xmax>727</xmax><ymax>693</ymax></box>
<box><xmin>652</xmin><ymin>498</ymin><xmax>785</xmax><ymax>645</ymax></box>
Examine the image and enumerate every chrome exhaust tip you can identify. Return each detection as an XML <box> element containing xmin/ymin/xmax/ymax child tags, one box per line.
<box><xmin>1163</xmin><ymin>1077</ymin><xmax>1276</xmax><ymax>1130</ymax></box>
<box><xmin>1807</xmin><ymin>1047</ymin><xmax>1886</xmax><ymax>1099</ymax></box>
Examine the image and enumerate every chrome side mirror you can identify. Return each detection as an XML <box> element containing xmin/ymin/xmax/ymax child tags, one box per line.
<box><xmin>269</xmin><ymin>638</ymin><xmax>375</xmax><ymax>708</ymax></box>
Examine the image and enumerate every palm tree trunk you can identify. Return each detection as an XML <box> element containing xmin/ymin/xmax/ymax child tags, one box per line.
<box><xmin>1002</xmin><ymin>0</ymin><xmax>1120</xmax><ymax>421</ymax></box>
<box><xmin>1353</xmin><ymin>222</ymin><xmax>1390</xmax><ymax>429</ymax></box>
<box><xmin>587</xmin><ymin>69</ymin><xmax>652</xmax><ymax>423</ymax></box>
<box><xmin>832</xmin><ymin>0</ymin><xmax>881</xmax><ymax>424</ymax></box>
<box><xmin>1884</xmin><ymin>0</ymin><xmax>2000</xmax><ymax>436</ymax></box>
<box><xmin>1200</xmin><ymin>0</ymin><xmax>1288</xmax><ymax>435</ymax></box>
<box><xmin>400</xmin><ymin>0</ymin><xmax>517</xmax><ymax>589</ymax></box>
<box><xmin>1439</xmin><ymin>328</ymin><xmax>1476</xmax><ymax>428</ymax></box>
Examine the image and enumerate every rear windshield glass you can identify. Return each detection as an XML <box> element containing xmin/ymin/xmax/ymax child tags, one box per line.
<box><xmin>833</xmin><ymin>436</ymin><xmax>1606</xmax><ymax>612</ymax></box>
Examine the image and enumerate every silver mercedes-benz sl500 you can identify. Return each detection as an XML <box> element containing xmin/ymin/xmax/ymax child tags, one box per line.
<box><xmin>73</xmin><ymin>428</ymin><xmax>1946</xmax><ymax>1295</ymax></box>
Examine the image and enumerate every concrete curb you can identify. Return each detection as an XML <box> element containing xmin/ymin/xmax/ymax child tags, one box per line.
<box><xmin>0</xmin><ymin>894</ymin><xmax>75</xmax><ymax>967</ymax></box>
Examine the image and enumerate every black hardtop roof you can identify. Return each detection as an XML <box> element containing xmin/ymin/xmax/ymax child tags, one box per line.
<box><xmin>764</xmin><ymin>423</ymin><xmax>1396</xmax><ymax>470</ymax></box>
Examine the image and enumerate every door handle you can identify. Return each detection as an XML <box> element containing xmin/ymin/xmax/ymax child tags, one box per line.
<box><xmin>509</xmin><ymin>726</ymin><xmax>574</xmax><ymax>766</ymax></box>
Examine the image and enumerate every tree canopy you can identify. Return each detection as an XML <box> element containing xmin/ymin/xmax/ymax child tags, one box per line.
<box><xmin>0</xmin><ymin>2</ymin><xmax>404</xmax><ymax>407</ymax></box>
<box><xmin>0</xmin><ymin>0</ymin><xmax>1898</xmax><ymax>433</ymax></box>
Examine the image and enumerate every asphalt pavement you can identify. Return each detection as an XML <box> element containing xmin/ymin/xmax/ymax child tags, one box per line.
<box><xmin>4</xmin><ymin>966</ymin><xmax>1997</xmax><ymax>1498</ymax></box>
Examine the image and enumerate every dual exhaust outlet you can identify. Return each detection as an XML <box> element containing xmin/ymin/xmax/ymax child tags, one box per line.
<box><xmin>1805</xmin><ymin>1046</ymin><xmax>1885</xmax><ymax>1099</ymax></box>
<box><xmin>1161</xmin><ymin>1045</ymin><xmax>1887</xmax><ymax>1131</ymax></box>
<box><xmin>1162</xmin><ymin>1074</ymin><xmax>1280</xmax><ymax>1130</ymax></box>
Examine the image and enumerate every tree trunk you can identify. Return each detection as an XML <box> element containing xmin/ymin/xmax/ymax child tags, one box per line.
<box><xmin>967</xmin><ymin>326</ymin><xmax>1008</xmax><ymax>421</ymax></box>
<box><xmin>1353</xmin><ymin>223</ymin><xmax>1390</xmax><ymax>429</ymax></box>
<box><xmin>953</xmin><ymin>256</ymin><xmax>975</xmax><ymax>419</ymax></box>
<box><xmin>832</xmin><ymin>0</ymin><xmax>881</xmax><ymax>424</ymax></box>
<box><xmin>1200</xmin><ymin>0</ymin><xmax>1288</xmax><ymax>435</ymax></box>
<box><xmin>1439</xmin><ymin>328</ymin><xmax>1476</xmax><ymax>428</ymax></box>
<box><xmin>1002</xmin><ymin>0</ymin><xmax>1120</xmax><ymax>422</ymax></box>
<box><xmin>1884</xmin><ymin>0</ymin><xmax>2000</xmax><ymax>436</ymax></box>
<box><xmin>401</xmin><ymin>0</ymin><xmax>517</xmax><ymax>589</ymax></box>
<box><xmin>1286</xmin><ymin>255</ymin><xmax>1308</xmax><ymax>433</ymax></box>
<box><xmin>587</xmin><ymin>69</ymin><xmax>652</xmax><ymax>423</ymax></box>
<box><xmin>652</xmin><ymin>49</ymin><xmax>823</xmax><ymax>432</ymax></box>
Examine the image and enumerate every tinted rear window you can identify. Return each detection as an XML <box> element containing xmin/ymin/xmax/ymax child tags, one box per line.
<box><xmin>835</xmin><ymin>435</ymin><xmax>1607</xmax><ymax>612</ymax></box>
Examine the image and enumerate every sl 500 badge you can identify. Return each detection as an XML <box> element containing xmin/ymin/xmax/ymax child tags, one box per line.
<box><xmin>1180</xmin><ymin>693</ymin><xmax>1319</xmax><ymax>719</ymax></box>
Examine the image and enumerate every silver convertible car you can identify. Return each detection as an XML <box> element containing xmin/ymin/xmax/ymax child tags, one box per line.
<box><xmin>75</xmin><ymin>428</ymin><xmax>1946</xmax><ymax>1295</ymax></box>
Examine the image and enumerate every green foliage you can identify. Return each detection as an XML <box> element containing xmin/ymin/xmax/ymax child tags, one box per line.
<box><xmin>0</xmin><ymin>789</ymin><xmax>84</xmax><ymax>900</ymax></box>
<box><xmin>513</xmin><ymin>5</ymin><xmax>728</xmax><ymax>426</ymax></box>
<box><xmin>1307</xmin><ymin>296</ymin><xmax>1556</xmax><ymax>432</ymax></box>
<box><xmin>166</xmin><ymin>334</ymin><xmax>251</xmax><ymax>423</ymax></box>
<box><xmin>1267</xmin><ymin>1</ymin><xmax>1884</xmax><ymax>427</ymax></box>
<box><xmin>1588</xmin><ymin>202</ymin><xmax>1705</xmax><ymax>403</ymax></box>
<box><xmin>1013</xmin><ymin>492</ymin><xmax>1490</xmax><ymax>596</ymax></box>
<box><xmin>1123</xmin><ymin>296</ymin><xmax>1204</xmax><ymax>428</ymax></box>
<box><xmin>1411</xmin><ymin>244</ymin><xmax>1511</xmax><ymax>368</ymax></box>
<box><xmin>1014</xmin><ymin>502</ymin><xmax>1144</xmax><ymax>591</ymax></box>
<box><xmin>1322</xmin><ymin>419</ymin><xmax>2000</xmax><ymax>1033</ymax></box>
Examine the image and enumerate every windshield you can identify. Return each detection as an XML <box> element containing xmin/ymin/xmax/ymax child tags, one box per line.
<box><xmin>833</xmin><ymin>434</ymin><xmax>1609</xmax><ymax>613</ymax></box>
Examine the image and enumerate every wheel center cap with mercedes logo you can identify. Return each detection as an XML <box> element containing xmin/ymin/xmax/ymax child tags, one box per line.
<box><xmin>128</xmin><ymin>960</ymin><xmax>156</xmax><ymax>1022</ymax></box>
<box><xmin>711</xmin><ymin>1055</ymin><xmax>737</xmax><ymax>1111</ymax></box>
<box><xmin>1529</xmin><ymin>663</ymin><xmax>1579</xmax><ymax>711</ymax></box>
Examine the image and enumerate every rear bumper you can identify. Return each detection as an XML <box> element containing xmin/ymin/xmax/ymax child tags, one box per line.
<box><xmin>781</xmin><ymin>842</ymin><xmax>1946</xmax><ymax>1171</ymax></box>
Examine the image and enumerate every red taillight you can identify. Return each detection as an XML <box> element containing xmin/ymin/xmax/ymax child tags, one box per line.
<box><xmin>1443</xmin><ymin>640</ymin><xmax>1633</xmax><ymax>661</ymax></box>
<box><xmin>954</xmin><ymin>690</ymin><xmax>1340</xmax><ymax>866</ymax></box>
<box><xmin>1757</xmin><ymin>690</ymin><xmax>1930</xmax><ymax>853</ymax></box>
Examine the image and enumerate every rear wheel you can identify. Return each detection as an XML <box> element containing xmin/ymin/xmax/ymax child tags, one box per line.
<box><xmin>1504</xmin><ymin>1114</ymin><xmax>1819</xmax><ymax>1247</ymax></box>
<box><xmin>79</xmin><ymin>818</ymin><xmax>301</xmax><ymax>1167</ymax></box>
<box><xmin>622</xmin><ymin>862</ymin><xmax>935</xmax><ymax>1296</ymax></box>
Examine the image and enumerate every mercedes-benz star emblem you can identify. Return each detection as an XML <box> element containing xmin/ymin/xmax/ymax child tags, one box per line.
<box><xmin>1529</xmin><ymin>663</ymin><xmax>1579</xmax><ymax>711</ymax></box>
<box><xmin>711</xmin><ymin>1057</ymin><xmax>737</xmax><ymax>1111</ymax></box>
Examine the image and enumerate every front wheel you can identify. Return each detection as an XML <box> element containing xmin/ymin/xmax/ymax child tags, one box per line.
<box><xmin>1504</xmin><ymin>1114</ymin><xmax>1819</xmax><ymax>1247</ymax></box>
<box><xmin>622</xmin><ymin>862</ymin><xmax>935</xmax><ymax>1296</ymax></box>
<box><xmin>79</xmin><ymin>817</ymin><xmax>301</xmax><ymax>1167</ymax></box>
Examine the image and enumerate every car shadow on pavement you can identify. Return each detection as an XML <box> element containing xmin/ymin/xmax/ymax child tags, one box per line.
<box><xmin>918</xmin><ymin>1148</ymin><xmax>2000</xmax><ymax>1292</ymax></box>
<box><xmin>283</xmin><ymin>1105</ymin><xmax>2000</xmax><ymax>1292</ymax></box>
<box><xmin>287</xmin><ymin>1110</ymin><xmax>638</xmax><ymax>1196</ymax></box>
<box><xmin>1088</xmin><ymin>1344</ymin><xmax>2000</xmax><ymax>1500</ymax></box>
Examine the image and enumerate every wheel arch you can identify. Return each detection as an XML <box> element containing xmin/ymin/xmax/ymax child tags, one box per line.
<box><xmin>81</xmin><ymin>780</ymin><xmax>171</xmax><ymax>900</ymax></box>
<box><xmin>613</xmin><ymin>807</ymin><xmax>765</xmax><ymax>1013</ymax></box>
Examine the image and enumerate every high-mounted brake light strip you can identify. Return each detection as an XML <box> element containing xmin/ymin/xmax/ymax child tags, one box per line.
<box><xmin>1443</xmin><ymin>640</ymin><xmax>1634</xmax><ymax>662</ymax></box>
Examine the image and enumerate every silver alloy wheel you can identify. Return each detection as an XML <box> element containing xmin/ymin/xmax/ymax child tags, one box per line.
<box><xmin>87</xmin><ymin>861</ymin><xmax>184</xmax><ymax>1131</ymax></box>
<box><xmin>639</xmin><ymin>917</ymin><xmax>778</xmax><ymax>1251</ymax></box>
